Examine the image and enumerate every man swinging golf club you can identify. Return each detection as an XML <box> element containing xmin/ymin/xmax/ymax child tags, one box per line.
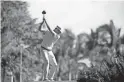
<box><xmin>41</xmin><ymin>26</ymin><xmax>61</xmax><ymax>81</ymax></box>
<box><xmin>21</xmin><ymin>11</ymin><xmax>61</xmax><ymax>81</ymax></box>
<box><xmin>40</xmin><ymin>11</ymin><xmax>61</xmax><ymax>81</ymax></box>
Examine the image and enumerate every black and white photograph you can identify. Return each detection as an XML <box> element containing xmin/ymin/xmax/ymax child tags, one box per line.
<box><xmin>1</xmin><ymin>0</ymin><xmax>124</xmax><ymax>82</ymax></box>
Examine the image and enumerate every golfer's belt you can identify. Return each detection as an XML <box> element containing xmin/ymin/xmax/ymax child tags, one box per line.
<box><xmin>41</xmin><ymin>46</ymin><xmax>52</xmax><ymax>51</ymax></box>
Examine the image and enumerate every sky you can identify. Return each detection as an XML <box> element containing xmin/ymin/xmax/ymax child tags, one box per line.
<box><xmin>22</xmin><ymin>0</ymin><xmax>124</xmax><ymax>35</ymax></box>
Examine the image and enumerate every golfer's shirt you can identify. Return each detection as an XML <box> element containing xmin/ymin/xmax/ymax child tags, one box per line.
<box><xmin>41</xmin><ymin>31</ymin><xmax>60</xmax><ymax>50</ymax></box>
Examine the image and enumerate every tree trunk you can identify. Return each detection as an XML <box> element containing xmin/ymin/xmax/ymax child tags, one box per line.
<box><xmin>76</xmin><ymin>71</ymin><xmax>78</xmax><ymax>80</ymax></box>
<box><xmin>2</xmin><ymin>67</ymin><xmax>6</xmax><ymax>82</ymax></box>
<box><xmin>10</xmin><ymin>72</ymin><xmax>13</xmax><ymax>82</ymax></box>
<box><xmin>69</xmin><ymin>71</ymin><xmax>72</xmax><ymax>81</ymax></box>
<box><xmin>20</xmin><ymin>48</ymin><xmax>23</xmax><ymax>82</ymax></box>
<box><xmin>58</xmin><ymin>76</ymin><xmax>61</xmax><ymax>81</ymax></box>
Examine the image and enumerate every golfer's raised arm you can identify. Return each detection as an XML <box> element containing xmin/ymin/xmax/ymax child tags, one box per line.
<box><xmin>44</xmin><ymin>19</ymin><xmax>55</xmax><ymax>35</ymax></box>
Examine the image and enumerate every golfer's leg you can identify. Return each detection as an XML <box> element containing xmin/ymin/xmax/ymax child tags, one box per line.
<box><xmin>48</xmin><ymin>51</ymin><xmax>58</xmax><ymax>80</ymax></box>
<box><xmin>41</xmin><ymin>49</ymin><xmax>49</xmax><ymax>80</ymax></box>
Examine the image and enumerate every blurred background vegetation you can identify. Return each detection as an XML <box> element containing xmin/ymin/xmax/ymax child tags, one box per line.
<box><xmin>1</xmin><ymin>1</ymin><xmax>124</xmax><ymax>82</ymax></box>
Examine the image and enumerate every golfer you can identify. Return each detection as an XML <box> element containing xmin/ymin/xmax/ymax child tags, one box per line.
<box><xmin>41</xmin><ymin>26</ymin><xmax>61</xmax><ymax>81</ymax></box>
